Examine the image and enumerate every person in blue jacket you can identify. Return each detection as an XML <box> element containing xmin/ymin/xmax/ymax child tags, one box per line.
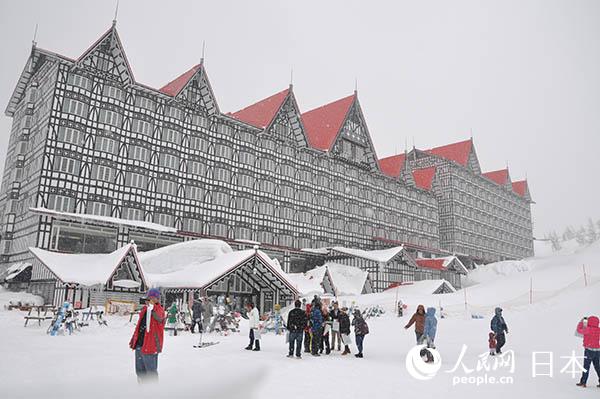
<box><xmin>424</xmin><ymin>307</ymin><xmax>438</xmax><ymax>349</ymax></box>
<box><xmin>490</xmin><ymin>307</ymin><xmax>509</xmax><ymax>354</ymax></box>
<box><xmin>310</xmin><ymin>302</ymin><xmax>324</xmax><ymax>357</ymax></box>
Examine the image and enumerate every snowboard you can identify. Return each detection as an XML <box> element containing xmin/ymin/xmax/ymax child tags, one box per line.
<box><xmin>49</xmin><ymin>302</ymin><xmax>70</xmax><ymax>336</ymax></box>
<box><xmin>193</xmin><ymin>342</ymin><xmax>219</xmax><ymax>348</ymax></box>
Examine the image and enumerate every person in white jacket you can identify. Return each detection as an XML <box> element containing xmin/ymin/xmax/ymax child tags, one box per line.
<box><xmin>245</xmin><ymin>302</ymin><xmax>261</xmax><ymax>351</ymax></box>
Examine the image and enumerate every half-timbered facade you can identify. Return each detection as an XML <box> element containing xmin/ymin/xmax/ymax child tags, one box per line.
<box><xmin>0</xmin><ymin>25</ymin><xmax>440</xmax><ymax>270</ymax></box>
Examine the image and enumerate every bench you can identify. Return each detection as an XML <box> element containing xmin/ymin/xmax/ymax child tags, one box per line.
<box><xmin>24</xmin><ymin>305</ymin><xmax>56</xmax><ymax>327</ymax></box>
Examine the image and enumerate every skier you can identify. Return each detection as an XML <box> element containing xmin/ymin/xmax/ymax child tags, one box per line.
<box><xmin>404</xmin><ymin>304</ymin><xmax>426</xmax><ymax>344</ymax></box>
<box><xmin>320</xmin><ymin>305</ymin><xmax>332</xmax><ymax>355</ymax></box>
<box><xmin>330</xmin><ymin>301</ymin><xmax>342</xmax><ymax>351</ymax></box>
<box><xmin>490</xmin><ymin>307</ymin><xmax>508</xmax><ymax>354</ymax></box>
<box><xmin>339</xmin><ymin>307</ymin><xmax>352</xmax><ymax>355</ymax></box>
<box><xmin>351</xmin><ymin>309</ymin><xmax>369</xmax><ymax>358</ymax></box>
<box><xmin>304</xmin><ymin>303</ymin><xmax>312</xmax><ymax>353</ymax></box>
<box><xmin>129</xmin><ymin>288</ymin><xmax>165</xmax><ymax>383</ymax></box>
<box><xmin>489</xmin><ymin>332</ymin><xmax>497</xmax><ymax>356</ymax></box>
<box><xmin>286</xmin><ymin>299</ymin><xmax>307</xmax><ymax>359</ymax></box>
<box><xmin>245</xmin><ymin>302</ymin><xmax>260</xmax><ymax>351</ymax></box>
<box><xmin>167</xmin><ymin>302</ymin><xmax>178</xmax><ymax>336</ymax></box>
<box><xmin>310</xmin><ymin>301</ymin><xmax>324</xmax><ymax>356</ymax></box>
<box><xmin>191</xmin><ymin>298</ymin><xmax>204</xmax><ymax>334</ymax></box>
<box><xmin>203</xmin><ymin>297</ymin><xmax>214</xmax><ymax>333</ymax></box>
<box><xmin>575</xmin><ymin>315</ymin><xmax>600</xmax><ymax>388</ymax></box>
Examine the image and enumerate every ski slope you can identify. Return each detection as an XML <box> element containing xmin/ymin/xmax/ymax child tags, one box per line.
<box><xmin>0</xmin><ymin>242</ymin><xmax>599</xmax><ymax>398</ymax></box>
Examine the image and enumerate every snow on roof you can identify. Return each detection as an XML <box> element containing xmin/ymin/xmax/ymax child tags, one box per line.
<box><xmin>300</xmin><ymin>247</ymin><xmax>330</xmax><ymax>255</ymax></box>
<box><xmin>3</xmin><ymin>262</ymin><xmax>32</xmax><ymax>281</ymax></box>
<box><xmin>287</xmin><ymin>266</ymin><xmax>327</xmax><ymax>297</ymax></box>
<box><xmin>29</xmin><ymin>207</ymin><xmax>177</xmax><ymax>233</ymax></box>
<box><xmin>331</xmin><ymin>246</ymin><xmax>405</xmax><ymax>263</ymax></box>
<box><xmin>387</xmin><ymin>279</ymin><xmax>456</xmax><ymax>295</ymax></box>
<box><xmin>325</xmin><ymin>263</ymin><xmax>368</xmax><ymax>296</ymax></box>
<box><xmin>29</xmin><ymin>245</ymin><xmax>134</xmax><ymax>286</ymax></box>
<box><xmin>138</xmin><ymin>239</ymin><xmax>233</xmax><ymax>274</ymax></box>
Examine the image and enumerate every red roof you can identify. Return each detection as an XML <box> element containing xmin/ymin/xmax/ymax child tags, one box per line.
<box><xmin>426</xmin><ymin>139</ymin><xmax>473</xmax><ymax>166</ymax></box>
<box><xmin>415</xmin><ymin>258</ymin><xmax>447</xmax><ymax>270</ymax></box>
<box><xmin>301</xmin><ymin>94</ymin><xmax>355</xmax><ymax>151</ymax></box>
<box><xmin>378</xmin><ymin>154</ymin><xmax>406</xmax><ymax>177</ymax></box>
<box><xmin>483</xmin><ymin>168</ymin><xmax>510</xmax><ymax>185</ymax></box>
<box><xmin>412</xmin><ymin>167</ymin><xmax>437</xmax><ymax>191</ymax></box>
<box><xmin>512</xmin><ymin>180</ymin><xmax>528</xmax><ymax>197</ymax></box>
<box><xmin>230</xmin><ymin>88</ymin><xmax>290</xmax><ymax>129</ymax></box>
<box><xmin>159</xmin><ymin>64</ymin><xmax>202</xmax><ymax>97</ymax></box>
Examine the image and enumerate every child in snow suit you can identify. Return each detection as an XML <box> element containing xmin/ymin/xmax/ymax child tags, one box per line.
<box><xmin>405</xmin><ymin>304</ymin><xmax>426</xmax><ymax>344</ymax></box>
<box><xmin>129</xmin><ymin>289</ymin><xmax>165</xmax><ymax>383</ymax></box>
<box><xmin>490</xmin><ymin>307</ymin><xmax>508</xmax><ymax>354</ymax></box>
<box><xmin>424</xmin><ymin>307</ymin><xmax>437</xmax><ymax>349</ymax></box>
<box><xmin>168</xmin><ymin>302</ymin><xmax>178</xmax><ymax>336</ymax></box>
<box><xmin>352</xmin><ymin>309</ymin><xmax>369</xmax><ymax>358</ymax></box>
<box><xmin>489</xmin><ymin>332</ymin><xmax>497</xmax><ymax>356</ymax></box>
<box><xmin>576</xmin><ymin>316</ymin><xmax>600</xmax><ymax>388</ymax></box>
<box><xmin>339</xmin><ymin>307</ymin><xmax>352</xmax><ymax>355</ymax></box>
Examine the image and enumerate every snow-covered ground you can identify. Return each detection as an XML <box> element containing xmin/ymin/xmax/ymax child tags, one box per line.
<box><xmin>1</xmin><ymin>243</ymin><xmax>599</xmax><ymax>398</ymax></box>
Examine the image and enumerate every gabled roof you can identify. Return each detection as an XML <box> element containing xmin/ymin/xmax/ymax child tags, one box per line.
<box><xmin>331</xmin><ymin>245</ymin><xmax>406</xmax><ymax>263</ymax></box>
<box><xmin>301</xmin><ymin>94</ymin><xmax>355</xmax><ymax>150</ymax></box>
<box><xmin>159</xmin><ymin>64</ymin><xmax>202</xmax><ymax>97</ymax></box>
<box><xmin>412</xmin><ymin>166</ymin><xmax>437</xmax><ymax>191</ymax></box>
<box><xmin>415</xmin><ymin>258</ymin><xmax>447</xmax><ymax>271</ymax></box>
<box><xmin>378</xmin><ymin>153</ymin><xmax>406</xmax><ymax>178</ymax></box>
<box><xmin>230</xmin><ymin>88</ymin><xmax>290</xmax><ymax>129</ymax></box>
<box><xmin>29</xmin><ymin>244</ymin><xmax>145</xmax><ymax>287</ymax></box>
<box><xmin>426</xmin><ymin>139</ymin><xmax>473</xmax><ymax>166</ymax></box>
<box><xmin>483</xmin><ymin>168</ymin><xmax>511</xmax><ymax>185</ymax></box>
<box><xmin>512</xmin><ymin>180</ymin><xmax>532</xmax><ymax>201</ymax></box>
<box><xmin>325</xmin><ymin>263</ymin><xmax>370</xmax><ymax>296</ymax></box>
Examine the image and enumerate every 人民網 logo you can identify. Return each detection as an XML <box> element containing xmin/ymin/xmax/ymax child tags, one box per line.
<box><xmin>405</xmin><ymin>345</ymin><xmax>442</xmax><ymax>380</ymax></box>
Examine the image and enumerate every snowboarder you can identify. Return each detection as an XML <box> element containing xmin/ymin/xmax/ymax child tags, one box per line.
<box><xmin>286</xmin><ymin>299</ymin><xmax>307</xmax><ymax>359</ymax></box>
<box><xmin>330</xmin><ymin>301</ymin><xmax>342</xmax><ymax>351</ymax></box>
<box><xmin>167</xmin><ymin>302</ymin><xmax>178</xmax><ymax>336</ymax></box>
<box><xmin>489</xmin><ymin>332</ymin><xmax>497</xmax><ymax>356</ymax></box>
<box><xmin>404</xmin><ymin>304</ymin><xmax>426</xmax><ymax>344</ymax></box>
<box><xmin>129</xmin><ymin>288</ymin><xmax>165</xmax><ymax>383</ymax></box>
<box><xmin>490</xmin><ymin>307</ymin><xmax>508</xmax><ymax>354</ymax></box>
<box><xmin>320</xmin><ymin>305</ymin><xmax>332</xmax><ymax>355</ymax></box>
<box><xmin>203</xmin><ymin>297</ymin><xmax>214</xmax><ymax>333</ymax></box>
<box><xmin>352</xmin><ymin>309</ymin><xmax>369</xmax><ymax>358</ymax></box>
<box><xmin>339</xmin><ymin>307</ymin><xmax>352</xmax><ymax>355</ymax></box>
<box><xmin>191</xmin><ymin>298</ymin><xmax>204</xmax><ymax>334</ymax></box>
<box><xmin>424</xmin><ymin>307</ymin><xmax>437</xmax><ymax>349</ymax></box>
<box><xmin>575</xmin><ymin>316</ymin><xmax>600</xmax><ymax>388</ymax></box>
<box><xmin>397</xmin><ymin>300</ymin><xmax>404</xmax><ymax>317</ymax></box>
<box><xmin>310</xmin><ymin>301</ymin><xmax>324</xmax><ymax>356</ymax></box>
<box><xmin>304</xmin><ymin>303</ymin><xmax>312</xmax><ymax>353</ymax></box>
<box><xmin>245</xmin><ymin>302</ymin><xmax>260</xmax><ymax>351</ymax></box>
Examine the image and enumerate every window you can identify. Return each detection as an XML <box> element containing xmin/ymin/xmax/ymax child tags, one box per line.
<box><xmin>187</xmin><ymin>185</ymin><xmax>204</xmax><ymax>201</ymax></box>
<box><xmin>96</xmin><ymin>165</ymin><xmax>113</xmax><ymax>182</ymax></box>
<box><xmin>160</xmin><ymin>154</ymin><xmax>179</xmax><ymax>170</ymax></box>
<box><xmin>99</xmin><ymin>109</ymin><xmax>121</xmax><ymax>127</ymax></box>
<box><xmin>62</xmin><ymin>99</ymin><xmax>87</xmax><ymax>117</ymax></box>
<box><xmin>156</xmin><ymin>213</ymin><xmax>173</xmax><ymax>226</ymax></box>
<box><xmin>238</xmin><ymin>174</ymin><xmax>254</xmax><ymax>189</ymax></box>
<box><xmin>213</xmin><ymin>191</ymin><xmax>230</xmax><ymax>206</ymax></box>
<box><xmin>128</xmin><ymin>173</ymin><xmax>146</xmax><ymax>189</ymax></box>
<box><xmin>189</xmin><ymin>136</ymin><xmax>206</xmax><ymax>152</ymax></box>
<box><xmin>185</xmin><ymin>218</ymin><xmax>202</xmax><ymax>233</ymax></box>
<box><xmin>57</xmin><ymin>127</ymin><xmax>82</xmax><ymax>145</ymax></box>
<box><xmin>103</xmin><ymin>85</ymin><xmax>123</xmax><ymax>101</ymax></box>
<box><xmin>215</xmin><ymin>144</ymin><xmax>232</xmax><ymax>159</ymax></box>
<box><xmin>131</xmin><ymin>119</ymin><xmax>153</xmax><ymax>136</ymax></box>
<box><xmin>96</xmin><ymin>136</ymin><xmax>116</xmax><ymax>154</ymax></box>
<box><xmin>47</xmin><ymin>195</ymin><xmax>74</xmax><ymax>213</ymax></box>
<box><xmin>130</xmin><ymin>146</ymin><xmax>149</xmax><ymax>162</ymax></box>
<box><xmin>166</xmin><ymin>106</ymin><xmax>182</xmax><ymax>120</ymax></box>
<box><xmin>239</xmin><ymin>197</ymin><xmax>253</xmax><ymax>211</ymax></box>
<box><xmin>87</xmin><ymin>201</ymin><xmax>110</xmax><ymax>217</ymax></box>
<box><xmin>67</xmin><ymin>74</ymin><xmax>91</xmax><ymax>91</ymax></box>
<box><xmin>125</xmin><ymin>207</ymin><xmax>144</xmax><ymax>221</ymax></box>
<box><xmin>136</xmin><ymin>96</ymin><xmax>155</xmax><ymax>111</ymax></box>
<box><xmin>163</xmin><ymin>128</ymin><xmax>181</xmax><ymax>144</ymax></box>
<box><xmin>214</xmin><ymin>167</ymin><xmax>230</xmax><ymax>183</ymax></box>
<box><xmin>158</xmin><ymin>179</ymin><xmax>176</xmax><ymax>195</ymax></box>
<box><xmin>189</xmin><ymin>161</ymin><xmax>205</xmax><ymax>176</ymax></box>
<box><xmin>54</xmin><ymin>156</ymin><xmax>77</xmax><ymax>174</ymax></box>
<box><xmin>192</xmin><ymin>114</ymin><xmax>208</xmax><ymax>128</ymax></box>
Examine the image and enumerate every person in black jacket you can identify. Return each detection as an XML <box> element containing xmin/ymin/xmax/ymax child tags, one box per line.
<box><xmin>190</xmin><ymin>298</ymin><xmax>204</xmax><ymax>334</ymax></box>
<box><xmin>286</xmin><ymin>300</ymin><xmax>308</xmax><ymax>358</ymax></box>
<box><xmin>330</xmin><ymin>302</ymin><xmax>342</xmax><ymax>351</ymax></box>
<box><xmin>339</xmin><ymin>307</ymin><xmax>352</xmax><ymax>355</ymax></box>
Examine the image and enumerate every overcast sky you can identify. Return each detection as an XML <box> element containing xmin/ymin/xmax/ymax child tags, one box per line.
<box><xmin>1</xmin><ymin>0</ymin><xmax>599</xmax><ymax>238</ymax></box>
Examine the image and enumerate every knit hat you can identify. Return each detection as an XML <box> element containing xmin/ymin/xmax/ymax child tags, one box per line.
<box><xmin>146</xmin><ymin>288</ymin><xmax>160</xmax><ymax>299</ymax></box>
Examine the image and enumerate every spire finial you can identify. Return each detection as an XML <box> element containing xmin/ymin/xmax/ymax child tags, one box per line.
<box><xmin>470</xmin><ymin>128</ymin><xmax>474</xmax><ymax>140</ymax></box>
<box><xmin>113</xmin><ymin>0</ymin><xmax>119</xmax><ymax>26</ymax></box>
<box><xmin>32</xmin><ymin>23</ymin><xmax>38</xmax><ymax>47</ymax></box>
<box><xmin>290</xmin><ymin>68</ymin><xmax>293</xmax><ymax>87</ymax></box>
<box><xmin>200</xmin><ymin>40</ymin><xmax>205</xmax><ymax>65</ymax></box>
<box><xmin>354</xmin><ymin>77</ymin><xmax>358</xmax><ymax>93</ymax></box>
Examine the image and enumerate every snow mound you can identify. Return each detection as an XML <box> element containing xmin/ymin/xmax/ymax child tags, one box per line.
<box><xmin>0</xmin><ymin>287</ymin><xmax>44</xmax><ymax>308</ymax></box>
<box><xmin>464</xmin><ymin>260</ymin><xmax>534</xmax><ymax>286</ymax></box>
<box><xmin>139</xmin><ymin>239</ymin><xmax>233</xmax><ymax>274</ymax></box>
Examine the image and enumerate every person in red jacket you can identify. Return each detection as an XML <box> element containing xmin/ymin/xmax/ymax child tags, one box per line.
<box><xmin>488</xmin><ymin>332</ymin><xmax>497</xmax><ymax>356</ymax></box>
<box><xmin>576</xmin><ymin>315</ymin><xmax>600</xmax><ymax>388</ymax></box>
<box><xmin>129</xmin><ymin>288</ymin><xmax>166</xmax><ymax>383</ymax></box>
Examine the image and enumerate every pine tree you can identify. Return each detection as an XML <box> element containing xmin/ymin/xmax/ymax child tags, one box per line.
<box><xmin>549</xmin><ymin>231</ymin><xmax>561</xmax><ymax>251</ymax></box>
<box><xmin>575</xmin><ymin>226</ymin><xmax>587</xmax><ymax>245</ymax></box>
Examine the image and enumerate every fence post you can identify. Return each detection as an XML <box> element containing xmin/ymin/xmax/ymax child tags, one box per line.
<box><xmin>583</xmin><ymin>264</ymin><xmax>588</xmax><ymax>287</ymax></box>
<box><xmin>529</xmin><ymin>276</ymin><xmax>533</xmax><ymax>305</ymax></box>
<box><xmin>464</xmin><ymin>287</ymin><xmax>467</xmax><ymax>311</ymax></box>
